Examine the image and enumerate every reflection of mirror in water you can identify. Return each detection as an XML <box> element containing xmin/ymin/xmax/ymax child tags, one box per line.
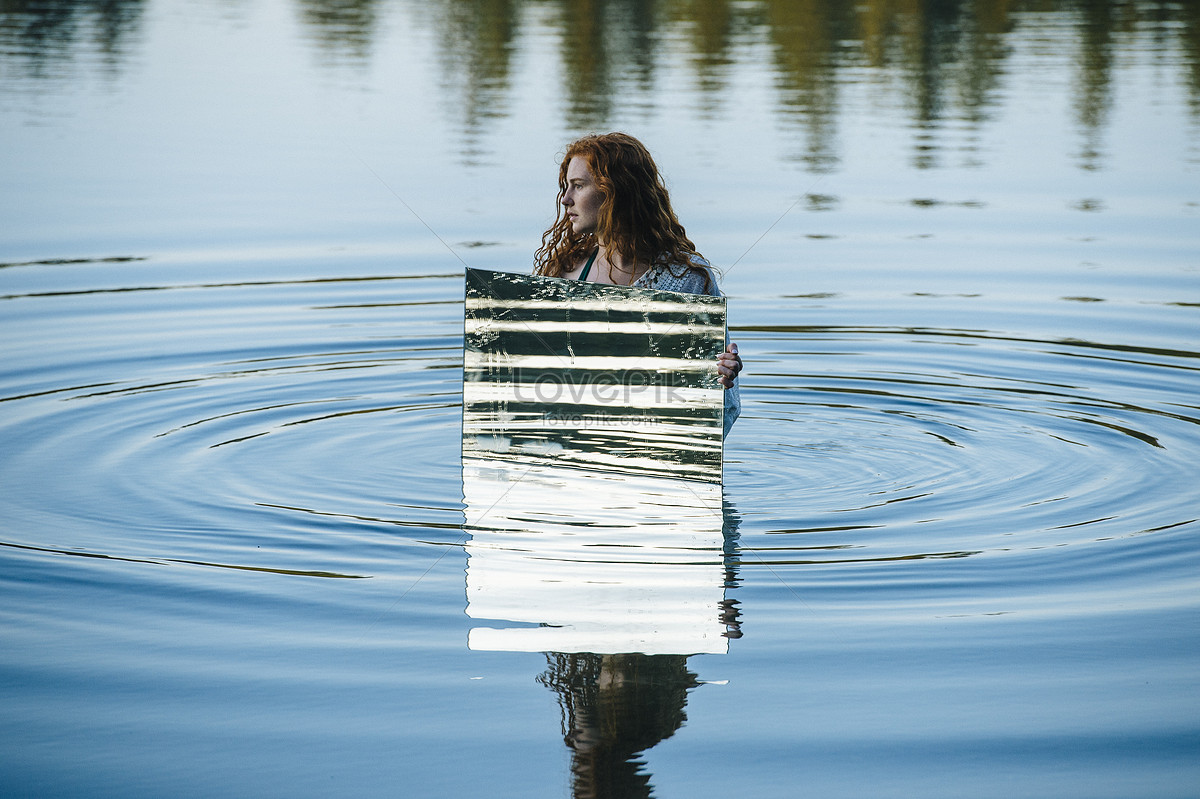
<box><xmin>462</xmin><ymin>459</ymin><xmax>741</xmax><ymax>796</ymax></box>
<box><xmin>462</xmin><ymin>459</ymin><xmax>740</xmax><ymax>654</ymax></box>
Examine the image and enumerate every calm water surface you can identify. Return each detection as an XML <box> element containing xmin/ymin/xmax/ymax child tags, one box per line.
<box><xmin>2</xmin><ymin>1</ymin><xmax>1199</xmax><ymax>796</ymax></box>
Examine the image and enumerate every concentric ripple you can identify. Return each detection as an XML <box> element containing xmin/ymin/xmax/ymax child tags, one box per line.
<box><xmin>2</xmin><ymin>260</ymin><xmax>1198</xmax><ymax>618</ymax></box>
<box><xmin>0</xmin><ymin>259</ymin><xmax>468</xmax><ymax>578</ymax></box>
<box><xmin>725</xmin><ymin>310</ymin><xmax>1200</xmax><ymax>612</ymax></box>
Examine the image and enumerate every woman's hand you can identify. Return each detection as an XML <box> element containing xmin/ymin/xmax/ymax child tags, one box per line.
<box><xmin>717</xmin><ymin>342</ymin><xmax>742</xmax><ymax>389</ymax></box>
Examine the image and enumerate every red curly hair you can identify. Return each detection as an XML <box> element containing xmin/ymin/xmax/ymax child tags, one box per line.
<box><xmin>534</xmin><ymin>133</ymin><xmax>710</xmax><ymax>283</ymax></box>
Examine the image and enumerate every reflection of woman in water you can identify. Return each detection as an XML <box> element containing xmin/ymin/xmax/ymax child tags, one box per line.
<box><xmin>538</xmin><ymin>653</ymin><xmax>698</xmax><ymax>799</ymax></box>
<box><xmin>534</xmin><ymin>132</ymin><xmax>742</xmax><ymax>430</ymax></box>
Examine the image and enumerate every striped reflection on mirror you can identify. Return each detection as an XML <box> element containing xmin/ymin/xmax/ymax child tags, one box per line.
<box><xmin>463</xmin><ymin>268</ymin><xmax>725</xmax><ymax>483</ymax></box>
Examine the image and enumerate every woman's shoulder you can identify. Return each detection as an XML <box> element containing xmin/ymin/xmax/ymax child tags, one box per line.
<box><xmin>638</xmin><ymin>255</ymin><xmax>721</xmax><ymax>296</ymax></box>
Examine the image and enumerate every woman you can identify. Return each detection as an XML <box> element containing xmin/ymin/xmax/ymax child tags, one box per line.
<box><xmin>534</xmin><ymin>132</ymin><xmax>742</xmax><ymax>432</ymax></box>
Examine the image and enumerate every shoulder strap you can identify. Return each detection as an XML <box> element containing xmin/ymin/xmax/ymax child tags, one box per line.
<box><xmin>578</xmin><ymin>249</ymin><xmax>599</xmax><ymax>281</ymax></box>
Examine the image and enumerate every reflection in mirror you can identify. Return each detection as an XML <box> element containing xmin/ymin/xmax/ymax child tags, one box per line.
<box><xmin>463</xmin><ymin>268</ymin><xmax>726</xmax><ymax>484</ymax></box>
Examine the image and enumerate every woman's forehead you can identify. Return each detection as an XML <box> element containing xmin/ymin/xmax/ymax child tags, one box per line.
<box><xmin>565</xmin><ymin>156</ymin><xmax>592</xmax><ymax>181</ymax></box>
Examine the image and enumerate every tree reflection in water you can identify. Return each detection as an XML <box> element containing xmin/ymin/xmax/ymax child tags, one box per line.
<box><xmin>4</xmin><ymin>0</ymin><xmax>1197</xmax><ymax>169</ymax></box>
<box><xmin>0</xmin><ymin>0</ymin><xmax>147</xmax><ymax>79</ymax></box>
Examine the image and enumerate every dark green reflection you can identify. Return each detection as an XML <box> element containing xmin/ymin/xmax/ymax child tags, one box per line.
<box><xmin>380</xmin><ymin>0</ymin><xmax>1197</xmax><ymax>170</ymax></box>
<box><xmin>296</xmin><ymin>0</ymin><xmax>381</xmax><ymax>63</ymax></box>
<box><xmin>423</xmin><ymin>0</ymin><xmax>521</xmax><ymax>160</ymax></box>
<box><xmin>1073</xmin><ymin>0</ymin><xmax>1117</xmax><ymax>171</ymax></box>
<box><xmin>0</xmin><ymin>0</ymin><xmax>146</xmax><ymax>78</ymax></box>
<box><xmin>538</xmin><ymin>653</ymin><xmax>699</xmax><ymax>799</ymax></box>
<box><xmin>5</xmin><ymin>0</ymin><xmax>1197</xmax><ymax>169</ymax></box>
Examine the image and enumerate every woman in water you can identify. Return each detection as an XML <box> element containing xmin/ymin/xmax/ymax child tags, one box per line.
<box><xmin>534</xmin><ymin>132</ymin><xmax>742</xmax><ymax>431</ymax></box>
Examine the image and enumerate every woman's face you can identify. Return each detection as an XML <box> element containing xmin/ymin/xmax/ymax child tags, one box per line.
<box><xmin>562</xmin><ymin>156</ymin><xmax>604</xmax><ymax>237</ymax></box>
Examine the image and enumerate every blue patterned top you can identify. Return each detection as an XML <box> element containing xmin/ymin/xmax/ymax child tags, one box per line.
<box><xmin>633</xmin><ymin>259</ymin><xmax>741</xmax><ymax>435</ymax></box>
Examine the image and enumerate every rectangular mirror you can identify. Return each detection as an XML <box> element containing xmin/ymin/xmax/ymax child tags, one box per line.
<box><xmin>463</xmin><ymin>268</ymin><xmax>726</xmax><ymax>483</ymax></box>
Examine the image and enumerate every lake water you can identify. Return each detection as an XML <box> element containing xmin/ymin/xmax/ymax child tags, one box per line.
<box><xmin>2</xmin><ymin>0</ymin><xmax>1199</xmax><ymax>796</ymax></box>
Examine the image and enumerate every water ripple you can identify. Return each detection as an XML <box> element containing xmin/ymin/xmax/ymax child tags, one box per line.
<box><xmin>728</xmin><ymin>323</ymin><xmax>1200</xmax><ymax>603</ymax></box>
<box><xmin>2</xmin><ymin>265</ymin><xmax>1197</xmax><ymax>622</ymax></box>
<box><xmin>0</xmin><ymin>268</ymin><xmax>467</xmax><ymax>579</ymax></box>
